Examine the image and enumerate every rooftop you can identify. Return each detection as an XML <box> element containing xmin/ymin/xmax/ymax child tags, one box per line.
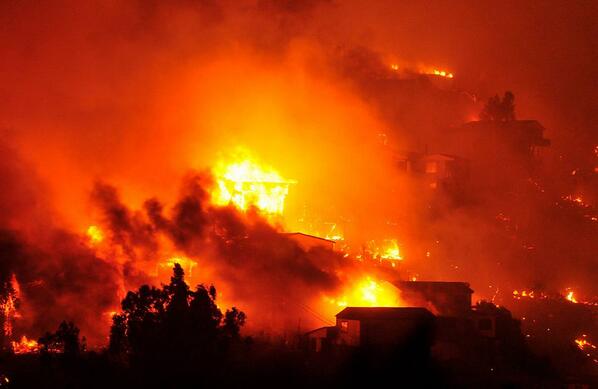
<box><xmin>336</xmin><ymin>307</ymin><xmax>435</xmax><ymax>320</ymax></box>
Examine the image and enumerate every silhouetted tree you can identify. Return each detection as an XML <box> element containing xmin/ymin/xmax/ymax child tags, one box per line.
<box><xmin>108</xmin><ymin>264</ymin><xmax>246</xmax><ymax>370</ymax></box>
<box><xmin>38</xmin><ymin>321</ymin><xmax>82</xmax><ymax>357</ymax></box>
<box><xmin>222</xmin><ymin>307</ymin><xmax>246</xmax><ymax>340</ymax></box>
<box><xmin>108</xmin><ymin>313</ymin><xmax>128</xmax><ymax>356</ymax></box>
<box><xmin>480</xmin><ymin>91</ymin><xmax>516</xmax><ymax>122</ymax></box>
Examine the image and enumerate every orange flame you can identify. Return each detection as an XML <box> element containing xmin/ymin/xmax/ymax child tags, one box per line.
<box><xmin>86</xmin><ymin>225</ymin><xmax>104</xmax><ymax>244</ymax></box>
<box><xmin>11</xmin><ymin>336</ymin><xmax>39</xmax><ymax>354</ymax></box>
<box><xmin>324</xmin><ymin>276</ymin><xmax>400</xmax><ymax>310</ymax></box>
<box><xmin>211</xmin><ymin>149</ymin><xmax>295</xmax><ymax>216</ymax></box>
<box><xmin>566</xmin><ymin>289</ymin><xmax>578</xmax><ymax>303</ymax></box>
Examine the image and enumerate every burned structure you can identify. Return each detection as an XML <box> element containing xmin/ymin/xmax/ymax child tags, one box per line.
<box><xmin>307</xmin><ymin>280</ymin><xmax>525</xmax><ymax>368</ymax></box>
<box><xmin>335</xmin><ymin>307</ymin><xmax>435</xmax><ymax>348</ymax></box>
<box><xmin>395</xmin><ymin>281</ymin><xmax>473</xmax><ymax>317</ymax></box>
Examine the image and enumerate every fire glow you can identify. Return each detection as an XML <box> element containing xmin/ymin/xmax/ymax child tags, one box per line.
<box><xmin>211</xmin><ymin>151</ymin><xmax>295</xmax><ymax>216</ymax></box>
<box><xmin>324</xmin><ymin>276</ymin><xmax>400</xmax><ymax>309</ymax></box>
<box><xmin>11</xmin><ymin>336</ymin><xmax>38</xmax><ymax>354</ymax></box>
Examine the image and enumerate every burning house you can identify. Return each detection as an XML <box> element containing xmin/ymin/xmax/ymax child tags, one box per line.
<box><xmin>307</xmin><ymin>307</ymin><xmax>435</xmax><ymax>352</ymax></box>
<box><xmin>395</xmin><ymin>281</ymin><xmax>473</xmax><ymax>317</ymax></box>
<box><xmin>306</xmin><ymin>280</ymin><xmax>526</xmax><ymax>371</ymax></box>
<box><xmin>335</xmin><ymin>307</ymin><xmax>435</xmax><ymax>349</ymax></box>
<box><xmin>396</xmin><ymin>152</ymin><xmax>469</xmax><ymax>196</ymax></box>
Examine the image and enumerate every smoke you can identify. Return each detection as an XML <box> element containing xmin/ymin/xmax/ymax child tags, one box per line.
<box><xmin>0</xmin><ymin>0</ymin><xmax>596</xmax><ymax>343</ymax></box>
<box><xmin>0</xmin><ymin>142</ymin><xmax>120</xmax><ymax>345</ymax></box>
<box><xmin>91</xmin><ymin>173</ymin><xmax>350</xmax><ymax>332</ymax></box>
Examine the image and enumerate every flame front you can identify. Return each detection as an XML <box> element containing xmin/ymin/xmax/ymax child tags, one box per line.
<box><xmin>324</xmin><ymin>276</ymin><xmax>400</xmax><ymax>310</ymax></box>
<box><xmin>11</xmin><ymin>336</ymin><xmax>38</xmax><ymax>354</ymax></box>
<box><xmin>212</xmin><ymin>151</ymin><xmax>294</xmax><ymax>216</ymax></box>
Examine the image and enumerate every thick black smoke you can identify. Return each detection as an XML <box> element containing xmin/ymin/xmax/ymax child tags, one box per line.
<box><xmin>0</xmin><ymin>141</ymin><xmax>120</xmax><ymax>345</ymax></box>
<box><xmin>91</xmin><ymin>173</ymin><xmax>351</xmax><ymax>331</ymax></box>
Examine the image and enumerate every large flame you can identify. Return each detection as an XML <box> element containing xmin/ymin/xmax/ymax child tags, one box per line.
<box><xmin>11</xmin><ymin>336</ymin><xmax>39</xmax><ymax>354</ymax></box>
<box><xmin>323</xmin><ymin>276</ymin><xmax>401</xmax><ymax>310</ymax></box>
<box><xmin>211</xmin><ymin>150</ymin><xmax>295</xmax><ymax>216</ymax></box>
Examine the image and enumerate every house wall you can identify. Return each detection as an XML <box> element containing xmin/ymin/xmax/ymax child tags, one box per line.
<box><xmin>360</xmin><ymin>318</ymin><xmax>434</xmax><ymax>347</ymax></box>
<box><xmin>337</xmin><ymin>319</ymin><xmax>360</xmax><ymax>346</ymax></box>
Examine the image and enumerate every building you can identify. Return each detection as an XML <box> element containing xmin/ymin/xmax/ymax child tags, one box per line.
<box><xmin>305</xmin><ymin>326</ymin><xmax>339</xmax><ymax>353</ymax></box>
<box><xmin>395</xmin><ymin>152</ymin><xmax>469</xmax><ymax>197</ymax></box>
<box><xmin>432</xmin><ymin>120</ymin><xmax>550</xmax><ymax>192</ymax></box>
<box><xmin>335</xmin><ymin>307</ymin><xmax>435</xmax><ymax>348</ymax></box>
<box><xmin>306</xmin><ymin>307</ymin><xmax>436</xmax><ymax>352</ymax></box>
<box><xmin>448</xmin><ymin>120</ymin><xmax>550</xmax><ymax>159</ymax></box>
<box><xmin>394</xmin><ymin>281</ymin><xmax>473</xmax><ymax>317</ymax></box>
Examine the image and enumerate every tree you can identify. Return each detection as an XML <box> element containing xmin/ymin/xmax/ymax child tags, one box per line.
<box><xmin>222</xmin><ymin>307</ymin><xmax>246</xmax><ymax>340</ymax></box>
<box><xmin>108</xmin><ymin>313</ymin><xmax>128</xmax><ymax>356</ymax></box>
<box><xmin>108</xmin><ymin>264</ymin><xmax>246</xmax><ymax>366</ymax></box>
<box><xmin>480</xmin><ymin>91</ymin><xmax>516</xmax><ymax>122</ymax></box>
<box><xmin>38</xmin><ymin>321</ymin><xmax>82</xmax><ymax>357</ymax></box>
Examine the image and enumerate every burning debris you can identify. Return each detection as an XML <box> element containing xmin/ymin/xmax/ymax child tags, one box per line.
<box><xmin>11</xmin><ymin>336</ymin><xmax>38</xmax><ymax>354</ymax></box>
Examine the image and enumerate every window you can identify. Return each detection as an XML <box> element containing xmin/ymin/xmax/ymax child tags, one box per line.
<box><xmin>340</xmin><ymin>321</ymin><xmax>348</xmax><ymax>332</ymax></box>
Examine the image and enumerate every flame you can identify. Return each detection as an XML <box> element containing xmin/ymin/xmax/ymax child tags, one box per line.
<box><xmin>575</xmin><ymin>334</ymin><xmax>598</xmax><ymax>364</ymax></box>
<box><xmin>566</xmin><ymin>289</ymin><xmax>578</xmax><ymax>303</ymax></box>
<box><xmin>1</xmin><ymin>275</ymin><xmax>19</xmax><ymax>338</ymax></box>
<box><xmin>575</xmin><ymin>336</ymin><xmax>595</xmax><ymax>350</ymax></box>
<box><xmin>159</xmin><ymin>256</ymin><xmax>197</xmax><ymax>277</ymax></box>
<box><xmin>380</xmin><ymin>239</ymin><xmax>402</xmax><ymax>260</ymax></box>
<box><xmin>211</xmin><ymin>150</ymin><xmax>295</xmax><ymax>216</ymax></box>
<box><xmin>512</xmin><ymin>289</ymin><xmax>542</xmax><ymax>300</ymax></box>
<box><xmin>86</xmin><ymin>225</ymin><xmax>104</xmax><ymax>244</ymax></box>
<box><xmin>366</xmin><ymin>239</ymin><xmax>403</xmax><ymax>261</ymax></box>
<box><xmin>431</xmin><ymin>69</ymin><xmax>454</xmax><ymax>78</ymax></box>
<box><xmin>325</xmin><ymin>223</ymin><xmax>344</xmax><ymax>241</ymax></box>
<box><xmin>324</xmin><ymin>276</ymin><xmax>400</xmax><ymax>309</ymax></box>
<box><xmin>11</xmin><ymin>336</ymin><xmax>39</xmax><ymax>354</ymax></box>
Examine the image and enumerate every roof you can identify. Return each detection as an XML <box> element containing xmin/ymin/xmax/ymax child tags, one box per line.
<box><xmin>305</xmin><ymin>326</ymin><xmax>339</xmax><ymax>336</ymax></box>
<box><xmin>336</xmin><ymin>307</ymin><xmax>434</xmax><ymax>320</ymax></box>
<box><xmin>282</xmin><ymin>232</ymin><xmax>336</xmax><ymax>244</ymax></box>
<box><xmin>394</xmin><ymin>281</ymin><xmax>473</xmax><ymax>294</ymax></box>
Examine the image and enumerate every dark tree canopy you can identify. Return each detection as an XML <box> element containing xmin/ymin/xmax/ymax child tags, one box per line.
<box><xmin>38</xmin><ymin>321</ymin><xmax>84</xmax><ymax>357</ymax></box>
<box><xmin>479</xmin><ymin>91</ymin><xmax>516</xmax><ymax>122</ymax></box>
<box><xmin>108</xmin><ymin>264</ymin><xmax>246</xmax><ymax>369</ymax></box>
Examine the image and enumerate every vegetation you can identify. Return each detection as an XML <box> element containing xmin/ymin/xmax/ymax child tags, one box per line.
<box><xmin>39</xmin><ymin>321</ymin><xmax>84</xmax><ymax>357</ymax></box>
<box><xmin>480</xmin><ymin>91</ymin><xmax>516</xmax><ymax>122</ymax></box>
<box><xmin>108</xmin><ymin>264</ymin><xmax>246</xmax><ymax>370</ymax></box>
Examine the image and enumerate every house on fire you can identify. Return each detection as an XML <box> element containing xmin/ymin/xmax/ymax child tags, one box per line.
<box><xmin>307</xmin><ymin>307</ymin><xmax>435</xmax><ymax>352</ymax></box>
<box><xmin>395</xmin><ymin>152</ymin><xmax>469</xmax><ymax>196</ymax></box>
<box><xmin>306</xmin><ymin>281</ymin><xmax>524</xmax><ymax>362</ymax></box>
<box><xmin>336</xmin><ymin>307</ymin><xmax>435</xmax><ymax>348</ymax></box>
<box><xmin>394</xmin><ymin>281</ymin><xmax>473</xmax><ymax>317</ymax></box>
